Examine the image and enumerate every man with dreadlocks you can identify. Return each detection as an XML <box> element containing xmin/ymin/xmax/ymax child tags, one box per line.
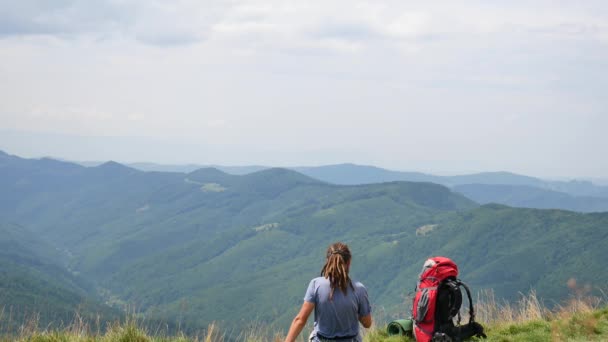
<box><xmin>285</xmin><ymin>242</ymin><xmax>372</xmax><ymax>342</ymax></box>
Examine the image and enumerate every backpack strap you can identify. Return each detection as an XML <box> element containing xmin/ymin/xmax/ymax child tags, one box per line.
<box><xmin>457</xmin><ymin>280</ymin><xmax>488</xmax><ymax>339</ymax></box>
<box><xmin>443</xmin><ymin>279</ymin><xmax>462</xmax><ymax>322</ymax></box>
<box><xmin>457</xmin><ymin>280</ymin><xmax>475</xmax><ymax>323</ymax></box>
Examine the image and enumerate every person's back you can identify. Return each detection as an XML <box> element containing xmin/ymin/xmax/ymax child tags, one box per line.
<box><xmin>305</xmin><ymin>276</ymin><xmax>369</xmax><ymax>339</ymax></box>
<box><xmin>284</xmin><ymin>242</ymin><xmax>372</xmax><ymax>342</ymax></box>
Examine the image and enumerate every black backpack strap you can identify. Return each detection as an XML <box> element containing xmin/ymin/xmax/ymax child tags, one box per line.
<box><xmin>457</xmin><ymin>280</ymin><xmax>475</xmax><ymax>323</ymax></box>
<box><xmin>444</xmin><ymin>279</ymin><xmax>462</xmax><ymax>322</ymax></box>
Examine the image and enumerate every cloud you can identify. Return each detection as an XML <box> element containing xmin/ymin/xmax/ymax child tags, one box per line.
<box><xmin>0</xmin><ymin>0</ymin><xmax>227</xmax><ymax>46</ymax></box>
<box><xmin>1</xmin><ymin>1</ymin><xmax>606</xmax><ymax>51</ymax></box>
<box><xmin>1</xmin><ymin>1</ymin><xmax>607</xmax><ymax>177</ymax></box>
<box><xmin>0</xmin><ymin>1</ymin><xmax>128</xmax><ymax>36</ymax></box>
<box><xmin>134</xmin><ymin>30</ymin><xmax>201</xmax><ymax>46</ymax></box>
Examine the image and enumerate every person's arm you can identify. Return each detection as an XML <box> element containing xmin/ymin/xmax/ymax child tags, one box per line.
<box><xmin>284</xmin><ymin>301</ymin><xmax>314</xmax><ymax>342</ymax></box>
<box><xmin>359</xmin><ymin>313</ymin><xmax>372</xmax><ymax>328</ymax></box>
<box><xmin>356</xmin><ymin>282</ymin><xmax>373</xmax><ymax>329</ymax></box>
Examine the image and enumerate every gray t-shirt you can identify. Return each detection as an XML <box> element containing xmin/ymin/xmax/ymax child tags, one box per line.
<box><xmin>304</xmin><ymin>276</ymin><xmax>371</xmax><ymax>339</ymax></box>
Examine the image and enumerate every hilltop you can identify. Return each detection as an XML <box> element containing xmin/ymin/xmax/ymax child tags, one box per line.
<box><xmin>77</xmin><ymin>157</ymin><xmax>608</xmax><ymax>212</ymax></box>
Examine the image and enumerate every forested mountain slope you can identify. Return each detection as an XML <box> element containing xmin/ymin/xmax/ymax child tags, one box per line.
<box><xmin>0</xmin><ymin>222</ymin><xmax>118</xmax><ymax>328</ymax></box>
<box><xmin>1</xmin><ymin>150</ymin><xmax>607</xmax><ymax>332</ymax></box>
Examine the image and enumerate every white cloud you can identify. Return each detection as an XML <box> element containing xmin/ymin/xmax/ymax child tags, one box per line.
<box><xmin>2</xmin><ymin>1</ymin><xmax>607</xmax><ymax>50</ymax></box>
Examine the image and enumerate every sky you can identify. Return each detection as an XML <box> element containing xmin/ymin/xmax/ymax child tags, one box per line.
<box><xmin>0</xmin><ymin>1</ymin><xmax>607</xmax><ymax>178</ymax></box>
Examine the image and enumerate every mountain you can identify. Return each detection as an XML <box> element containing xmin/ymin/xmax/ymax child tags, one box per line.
<box><xmin>293</xmin><ymin>164</ymin><xmax>608</xmax><ymax>198</ymax></box>
<box><xmin>78</xmin><ymin>160</ymin><xmax>268</xmax><ymax>175</ymax></box>
<box><xmin>544</xmin><ymin>179</ymin><xmax>608</xmax><ymax>198</ymax></box>
<box><xmin>292</xmin><ymin>166</ymin><xmax>608</xmax><ymax>212</ymax></box>
<box><xmin>293</xmin><ymin>165</ymin><xmax>541</xmax><ymax>188</ymax></box>
<box><xmin>424</xmin><ymin>205</ymin><xmax>608</xmax><ymax>302</ymax></box>
<box><xmin>73</xmin><ymin>156</ymin><xmax>608</xmax><ymax>204</ymax></box>
<box><xmin>454</xmin><ymin>184</ymin><xmax>608</xmax><ymax>213</ymax></box>
<box><xmin>292</xmin><ymin>164</ymin><xmax>435</xmax><ymax>185</ymax></box>
<box><xmin>1</xmin><ymin>150</ymin><xmax>607</xmax><ymax>332</ymax></box>
<box><xmin>0</xmin><ymin>222</ymin><xmax>119</xmax><ymax>329</ymax></box>
<box><xmin>0</xmin><ymin>151</ymin><xmax>475</xmax><ymax>328</ymax></box>
<box><xmin>119</xmin><ymin>163</ymin><xmax>608</xmax><ymax>208</ymax></box>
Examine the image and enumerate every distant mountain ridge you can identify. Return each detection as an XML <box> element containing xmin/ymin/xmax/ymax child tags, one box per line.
<box><xmin>74</xmin><ymin>159</ymin><xmax>608</xmax><ymax>195</ymax></box>
<box><xmin>290</xmin><ymin>164</ymin><xmax>608</xmax><ymax>212</ymax></box>
<box><xmin>454</xmin><ymin>184</ymin><xmax>608</xmax><ymax>212</ymax></box>
<box><xmin>73</xmin><ymin>157</ymin><xmax>608</xmax><ymax>212</ymax></box>
<box><xmin>291</xmin><ymin>164</ymin><xmax>608</xmax><ymax>199</ymax></box>
<box><xmin>80</xmin><ymin>160</ymin><xmax>268</xmax><ymax>175</ymax></box>
<box><xmin>5</xmin><ymin>148</ymin><xmax>608</xmax><ymax>213</ymax></box>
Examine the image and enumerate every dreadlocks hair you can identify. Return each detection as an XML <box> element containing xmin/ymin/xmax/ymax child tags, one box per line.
<box><xmin>320</xmin><ymin>242</ymin><xmax>354</xmax><ymax>300</ymax></box>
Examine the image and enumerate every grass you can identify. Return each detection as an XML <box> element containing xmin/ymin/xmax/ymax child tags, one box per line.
<box><xmin>2</xmin><ymin>291</ymin><xmax>607</xmax><ymax>342</ymax></box>
<box><xmin>476</xmin><ymin>289</ymin><xmax>608</xmax><ymax>342</ymax></box>
<box><xmin>480</xmin><ymin>307</ymin><xmax>608</xmax><ymax>341</ymax></box>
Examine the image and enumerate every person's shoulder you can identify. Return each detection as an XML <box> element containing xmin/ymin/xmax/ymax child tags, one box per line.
<box><xmin>309</xmin><ymin>276</ymin><xmax>328</xmax><ymax>285</ymax></box>
<box><xmin>351</xmin><ymin>279</ymin><xmax>367</xmax><ymax>290</ymax></box>
<box><xmin>351</xmin><ymin>279</ymin><xmax>369</xmax><ymax>299</ymax></box>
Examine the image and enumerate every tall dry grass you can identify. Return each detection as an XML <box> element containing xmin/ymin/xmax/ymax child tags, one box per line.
<box><xmin>475</xmin><ymin>289</ymin><xmax>547</xmax><ymax>325</ymax></box>
<box><xmin>0</xmin><ymin>310</ymin><xmax>288</xmax><ymax>342</ymax></box>
<box><xmin>2</xmin><ymin>286</ymin><xmax>607</xmax><ymax>342</ymax></box>
<box><xmin>475</xmin><ymin>286</ymin><xmax>607</xmax><ymax>327</ymax></box>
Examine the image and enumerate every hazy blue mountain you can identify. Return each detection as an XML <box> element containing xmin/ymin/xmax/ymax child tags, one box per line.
<box><xmin>454</xmin><ymin>184</ymin><xmax>608</xmax><ymax>213</ymax></box>
<box><xmin>292</xmin><ymin>164</ymin><xmax>434</xmax><ymax>184</ymax></box>
<box><xmin>82</xmin><ymin>159</ymin><xmax>544</xmax><ymax>189</ymax></box>
<box><xmin>543</xmin><ymin>179</ymin><xmax>608</xmax><ymax>198</ymax></box>
<box><xmin>128</xmin><ymin>162</ymin><xmax>268</xmax><ymax>175</ymax></box>
<box><xmin>120</xmin><ymin>159</ymin><xmax>608</xmax><ymax>202</ymax></box>
<box><xmin>77</xmin><ymin>160</ymin><xmax>268</xmax><ymax>175</ymax></box>
<box><xmin>443</xmin><ymin>171</ymin><xmax>543</xmax><ymax>187</ymax></box>
<box><xmin>292</xmin><ymin>164</ymin><xmax>608</xmax><ymax>200</ymax></box>
<box><xmin>293</xmin><ymin>165</ymin><xmax>540</xmax><ymax>187</ymax></box>
<box><xmin>69</xmin><ymin>154</ymin><xmax>608</xmax><ymax>204</ymax></box>
<box><xmin>293</xmin><ymin>166</ymin><xmax>608</xmax><ymax>211</ymax></box>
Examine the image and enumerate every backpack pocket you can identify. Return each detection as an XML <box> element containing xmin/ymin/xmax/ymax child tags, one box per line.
<box><xmin>416</xmin><ymin>288</ymin><xmax>431</xmax><ymax>322</ymax></box>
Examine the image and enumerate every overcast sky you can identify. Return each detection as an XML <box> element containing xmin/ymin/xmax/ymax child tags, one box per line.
<box><xmin>0</xmin><ymin>1</ymin><xmax>606</xmax><ymax>178</ymax></box>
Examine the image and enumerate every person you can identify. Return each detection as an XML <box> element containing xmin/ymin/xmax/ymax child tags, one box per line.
<box><xmin>285</xmin><ymin>242</ymin><xmax>372</xmax><ymax>342</ymax></box>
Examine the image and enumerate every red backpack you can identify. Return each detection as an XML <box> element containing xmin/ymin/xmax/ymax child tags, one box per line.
<box><xmin>412</xmin><ymin>257</ymin><xmax>486</xmax><ymax>342</ymax></box>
